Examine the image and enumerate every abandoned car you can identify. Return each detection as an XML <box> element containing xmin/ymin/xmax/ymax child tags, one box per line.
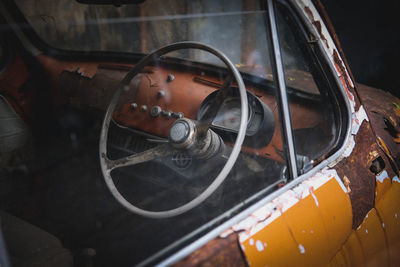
<box><xmin>0</xmin><ymin>0</ymin><xmax>399</xmax><ymax>266</ymax></box>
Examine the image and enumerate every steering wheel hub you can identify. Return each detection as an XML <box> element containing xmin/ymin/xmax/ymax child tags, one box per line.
<box><xmin>169</xmin><ymin>119</ymin><xmax>191</xmax><ymax>144</ymax></box>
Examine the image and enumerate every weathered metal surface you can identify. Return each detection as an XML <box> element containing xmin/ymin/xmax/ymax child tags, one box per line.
<box><xmin>173</xmin><ymin>233</ymin><xmax>247</xmax><ymax>267</ymax></box>
<box><xmin>311</xmin><ymin>0</ymin><xmax>357</xmax><ymax>87</ymax></box>
<box><xmin>335</xmin><ymin>122</ymin><xmax>377</xmax><ymax>228</ymax></box>
<box><xmin>356</xmin><ymin>83</ymin><xmax>400</xmax><ymax>170</ymax></box>
<box><xmin>295</xmin><ymin>0</ymin><xmax>357</xmax><ymax>113</ymax></box>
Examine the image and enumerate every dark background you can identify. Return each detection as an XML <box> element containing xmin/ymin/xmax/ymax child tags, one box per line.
<box><xmin>321</xmin><ymin>0</ymin><xmax>400</xmax><ymax>97</ymax></box>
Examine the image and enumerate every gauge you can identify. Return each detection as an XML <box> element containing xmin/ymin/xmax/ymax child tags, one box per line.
<box><xmin>212</xmin><ymin>98</ymin><xmax>250</xmax><ymax>132</ymax></box>
<box><xmin>197</xmin><ymin>87</ymin><xmax>275</xmax><ymax>148</ymax></box>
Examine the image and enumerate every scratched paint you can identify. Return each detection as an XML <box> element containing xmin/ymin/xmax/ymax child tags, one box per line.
<box><xmin>375</xmin><ymin>169</ymin><xmax>392</xmax><ymax>202</ymax></box>
<box><xmin>334</xmin><ymin>105</ymin><xmax>370</xmax><ymax>160</ymax></box>
<box><xmin>311</xmin><ymin>191</ymin><xmax>319</xmax><ymax>206</ymax></box>
<box><xmin>222</xmin><ymin>168</ymin><xmax>346</xmax><ymax>243</ymax></box>
<box><xmin>294</xmin><ymin>0</ymin><xmax>356</xmax><ymax>115</ymax></box>
<box><xmin>342</xmin><ymin>135</ymin><xmax>355</xmax><ymax>158</ymax></box>
<box><xmin>221</xmin><ymin>169</ymin><xmax>346</xmax><ymax>242</ymax></box>
<box><xmin>351</xmin><ymin>106</ymin><xmax>370</xmax><ymax>135</ymax></box>
<box><xmin>234</xmin><ymin>167</ymin><xmax>352</xmax><ymax>266</ymax></box>
<box><xmin>298</xmin><ymin>244</ymin><xmax>306</xmax><ymax>254</ymax></box>
<box><xmin>256</xmin><ymin>240</ymin><xmax>264</xmax><ymax>251</ymax></box>
<box><xmin>342</xmin><ymin>105</ymin><xmax>370</xmax><ymax>157</ymax></box>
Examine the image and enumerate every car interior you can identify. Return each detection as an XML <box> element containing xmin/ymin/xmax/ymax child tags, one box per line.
<box><xmin>0</xmin><ymin>0</ymin><xmax>346</xmax><ymax>266</ymax></box>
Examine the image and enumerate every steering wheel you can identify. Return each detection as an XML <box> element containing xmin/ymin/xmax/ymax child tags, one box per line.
<box><xmin>99</xmin><ymin>42</ymin><xmax>248</xmax><ymax>219</ymax></box>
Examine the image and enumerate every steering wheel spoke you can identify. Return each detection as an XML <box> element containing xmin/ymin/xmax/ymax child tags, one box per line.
<box><xmin>197</xmin><ymin>75</ymin><xmax>233</xmax><ymax>137</ymax></box>
<box><xmin>103</xmin><ymin>144</ymin><xmax>172</xmax><ymax>171</ymax></box>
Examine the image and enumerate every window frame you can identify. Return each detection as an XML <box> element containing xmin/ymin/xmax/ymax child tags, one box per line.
<box><xmin>273</xmin><ymin>0</ymin><xmax>348</xmax><ymax>175</ymax></box>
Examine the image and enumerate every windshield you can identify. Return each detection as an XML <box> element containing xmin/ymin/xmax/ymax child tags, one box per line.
<box><xmin>15</xmin><ymin>0</ymin><xmax>272</xmax><ymax>78</ymax></box>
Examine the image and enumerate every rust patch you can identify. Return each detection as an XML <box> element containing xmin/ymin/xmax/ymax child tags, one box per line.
<box><xmin>356</xmin><ymin>83</ymin><xmax>400</xmax><ymax>172</ymax></box>
<box><xmin>367</xmin><ymin>150</ymin><xmax>380</xmax><ymax>165</ymax></box>
<box><xmin>304</xmin><ymin>5</ymin><xmax>314</xmax><ymax>19</ymax></box>
<box><xmin>173</xmin><ymin>233</ymin><xmax>247</xmax><ymax>267</ymax></box>
<box><xmin>311</xmin><ymin>0</ymin><xmax>356</xmax><ymax>85</ymax></box>
<box><xmin>303</xmin><ymin>3</ymin><xmax>356</xmax><ymax>105</ymax></box>
<box><xmin>313</xmin><ymin>20</ymin><xmax>329</xmax><ymax>49</ymax></box>
<box><xmin>335</xmin><ymin>122</ymin><xmax>376</xmax><ymax>229</ymax></box>
<box><xmin>343</xmin><ymin>175</ymin><xmax>351</xmax><ymax>193</ymax></box>
<box><xmin>333</xmin><ymin>50</ymin><xmax>356</xmax><ymax>103</ymax></box>
<box><xmin>304</xmin><ymin>6</ymin><xmax>329</xmax><ymax>49</ymax></box>
<box><xmin>377</xmin><ymin>137</ymin><xmax>399</xmax><ymax>175</ymax></box>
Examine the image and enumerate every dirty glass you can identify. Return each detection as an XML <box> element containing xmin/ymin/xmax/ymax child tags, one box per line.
<box><xmin>12</xmin><ymin>0</ymin><xmax>292</xmax><ymax>265</ymax></box>
<box><xmin>275</xmin><ymin>3</ymin><xmax>340</xmax><ymax>175</ymax></box>
<box><xmin>15</xmin><ymin>0</ymin><xmax>275</xmax><ymax>79</ymax></box>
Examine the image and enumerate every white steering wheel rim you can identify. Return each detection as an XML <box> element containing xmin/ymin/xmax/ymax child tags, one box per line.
<box><xmin>99</xmin><ymin>41</ymin><xmax>248</xmax><ymax>219</ymax></box>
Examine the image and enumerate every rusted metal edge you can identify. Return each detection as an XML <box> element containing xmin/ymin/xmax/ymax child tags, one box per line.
<box><xmin>310</xmin><ymin>0</ymin><xmax>356</xmax><ymax>87</ymax></box>
<box><xmin>293</xmin><ymin>0</ymin><xmax>355</xmax><ymax>112</ymax></box>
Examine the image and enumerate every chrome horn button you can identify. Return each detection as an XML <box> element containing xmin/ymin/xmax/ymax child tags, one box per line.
<box><xmin>168</xmin><ymin>118</ymin><xmax>196</xmax><ymax>149</ymax></box>
<box><xmin>169</xmin><ymin>120</ymin><xmax>190</xmax><ymax>144</ymax></box>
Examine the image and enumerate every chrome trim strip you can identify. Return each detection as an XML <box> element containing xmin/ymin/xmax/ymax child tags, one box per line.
<box><xmin>267</xmin><ymin>0</ymin><xmax>298</xmax><ymax>179</ymax></box>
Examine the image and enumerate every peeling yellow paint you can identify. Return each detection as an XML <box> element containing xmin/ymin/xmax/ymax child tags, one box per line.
<box><xmin>328</xmin><ymin>171</ymin><xmax>400</xmax><ymax>267</ymax></box>
<box><xmin>241</xmin><ymin>212</ymin><xmax>299</xmax><ymax>267</ymax></box>
<box><xmin>375</xmin><ymin>177</ymin><xmax>400</xmax><ymax>265</ymax></box>
<box><xmin>342</xmin><ymin>175</ymin><xmax>351</xmax><ymax>193</ymax></box>
<box><xmin>240</xmin><ymin>173</ymin><xmax>352</xmax><ymax>267</ymax></box>
<box><xmin>376</xmin><ymin>171</ymin><xmax>391</xmax><ymax>202</ymax></box>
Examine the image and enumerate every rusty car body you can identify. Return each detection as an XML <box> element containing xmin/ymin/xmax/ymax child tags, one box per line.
<box><xmin>0</xmin><ymin>0</ymin><xmax>399</xmax><ymax>266</ymax></box>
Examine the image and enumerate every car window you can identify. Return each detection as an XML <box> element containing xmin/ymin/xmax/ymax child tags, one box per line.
<box><xmin>275</xmin><ymin>3</ymin><xmax>341</xmax><ymax>174</ymax></box>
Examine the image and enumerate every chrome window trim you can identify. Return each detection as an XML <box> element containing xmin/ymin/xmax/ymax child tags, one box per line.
<box><xmin>266</xmin><ymin>0</ymin><xmax>298</xmax><ymax>180</ymax></box>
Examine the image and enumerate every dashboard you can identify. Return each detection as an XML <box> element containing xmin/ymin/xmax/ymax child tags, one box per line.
<box><xmin>40</xmin><ymin>57</ymin><xmax>326</xmax><ymax>162</ymax></box>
